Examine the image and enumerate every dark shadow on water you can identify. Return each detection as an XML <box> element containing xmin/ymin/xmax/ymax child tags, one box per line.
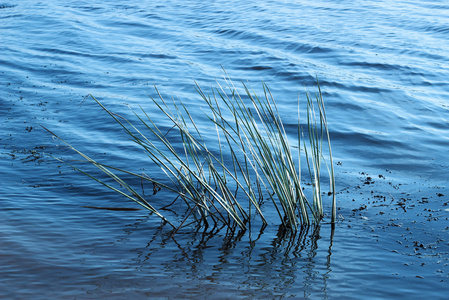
<box><xmin>112</xmin><ymin>217</ymin><xmax>336</xmax><ymax>297</ymax></box>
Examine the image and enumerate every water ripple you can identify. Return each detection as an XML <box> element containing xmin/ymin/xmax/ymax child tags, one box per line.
<box><xmin>1</xmin><ymin>0</ymin><xmax>449</xmax><ymax>298</ymax></box>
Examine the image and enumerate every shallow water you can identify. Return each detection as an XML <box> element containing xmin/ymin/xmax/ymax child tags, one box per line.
<box><xmin>1</xmin><ymin>0</ymin><xmax>449</xmax><ymax>298</ymax></box>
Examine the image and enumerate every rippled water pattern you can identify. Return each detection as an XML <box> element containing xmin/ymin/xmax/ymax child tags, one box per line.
<box><xmin>1</xmin><ymin>0</ymin><xmax>449</xmax><ymax>298</ymax></box>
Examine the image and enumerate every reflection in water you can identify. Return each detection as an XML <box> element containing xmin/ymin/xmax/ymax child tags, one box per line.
<box><xmin>2</xmin><ymin>0</ymin><xmax>449</xmax><ymax>297</ymax></box>
<box><xmin>116</xmin><ymin>217</ymin><xmax>335</xmax><ymax>297</ymax></box>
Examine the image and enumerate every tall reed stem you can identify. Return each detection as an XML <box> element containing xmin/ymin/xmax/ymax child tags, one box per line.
<box><xmin>45</xmin><ymin>75</ymin><xmax>336</xmax><ymax>232</ymax></box>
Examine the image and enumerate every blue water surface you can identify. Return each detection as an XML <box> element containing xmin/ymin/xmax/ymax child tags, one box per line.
<box><xmin>1</xmin><ymin>0</ymin><xmax>449</xmax><ymax>298</ymax></box>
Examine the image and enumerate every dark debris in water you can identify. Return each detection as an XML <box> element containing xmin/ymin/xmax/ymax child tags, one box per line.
<box><xmin>4</xmin><ymin>146</ymin><xmax>48</xmax><ymax>163</ymax></box>
<box><xmin>0</xmin><ymin>4</ymin><xmax>17</xmax><ymax>9</ymax></box>
<box><xmin>82</xmin><ymin>206</ymin><xmax>141</xmax><ymax>211</ymax></box>
<box><xmin>337</xmin><ymin>168</ymin><xmax>449</xmax><ymax>278</ymax></box>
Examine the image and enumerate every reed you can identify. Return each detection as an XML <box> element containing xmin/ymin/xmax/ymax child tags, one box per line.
<box><xmin>45</xmin><ymin>75</ymin><xmax>335</xmax><ymax>232</ymax></box>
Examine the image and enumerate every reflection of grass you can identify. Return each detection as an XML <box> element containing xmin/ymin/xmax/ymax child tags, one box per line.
<box><xmin>44</xmin><ymin>74</ymin><xmax>335</xmax><ymax>233</ymax></box>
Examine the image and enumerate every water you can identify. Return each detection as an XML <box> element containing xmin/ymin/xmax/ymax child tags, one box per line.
<box><xmin>1</xmin><ymin>0</ymin><xmax>449</xmax><ymax>298</ymax></box>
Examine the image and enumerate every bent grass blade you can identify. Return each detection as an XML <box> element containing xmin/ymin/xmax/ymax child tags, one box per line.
<box><xmin>45</xmin><ymin>76</ymin><xmax>336</xmax><ymax>233</ymax></box>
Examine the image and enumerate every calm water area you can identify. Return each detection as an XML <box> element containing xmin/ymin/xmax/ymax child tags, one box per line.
<box><xmin>1</xmin><ymin>0</ymin><xmax>449</xmax><ymax>298</ymax></box>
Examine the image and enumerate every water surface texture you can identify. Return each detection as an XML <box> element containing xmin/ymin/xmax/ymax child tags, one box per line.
<box><xmin>1</xmin><ymin>0</ymin><xmax>449</xmax><ymax>298</ymax></box>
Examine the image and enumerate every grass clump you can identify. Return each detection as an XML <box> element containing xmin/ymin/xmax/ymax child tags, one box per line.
<box><xmin>45</xmin><ymin>74</ymin><xmax>336</xmax><ymax>233</ymax></box>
